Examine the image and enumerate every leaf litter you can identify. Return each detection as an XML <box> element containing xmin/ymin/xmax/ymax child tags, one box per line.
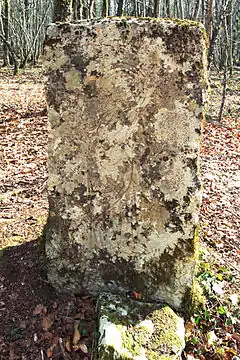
<box><xmin>0</xmin><ymin>69</ymin><xmax>97</xmax><ymax>360</ymax></box>
<box><xmin>0</xmin><ymin>68</ymin><xmax>239</xmax><ymax>359</ymax></box>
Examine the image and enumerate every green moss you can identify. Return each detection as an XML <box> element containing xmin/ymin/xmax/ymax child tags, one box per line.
<box><xmin>110</xmin><ymin>16</ymin><xmax>201</xmax><ymax>27</ymax></box>
<box><xmin>121</xmin><ymin>329</ymin><xmax>142</xmax><ymax>356</ymax></box>
<box><xmin>193</xmin><ymin>224</ymin><xmax>200</xmax><ymax>253</ymax></box>
<box><xmin>146</xmin><ymin>306</ymin><xmax>184</xmax><ymax>359</ymax></box>
<box><xmin>180</xmin><ymin>225</ymin><xmax>206</xmax><ymax>315</ymax></box>
<box><xmin>181</xmin><ymin>279</ymin><xmax>206</xmax><ymax>316</ymax></box>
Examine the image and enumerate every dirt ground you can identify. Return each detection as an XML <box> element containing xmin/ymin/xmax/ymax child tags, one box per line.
<box><xmin>0</xmin><ymin>68</ymin><xmax>239</xmax><ymax>359</ymax></box>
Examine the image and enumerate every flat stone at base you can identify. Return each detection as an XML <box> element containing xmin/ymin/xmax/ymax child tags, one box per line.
<box><xmin>96</xmin><ymin>293</ymin><xmax>185</xmax><ymax>360</ymax></box>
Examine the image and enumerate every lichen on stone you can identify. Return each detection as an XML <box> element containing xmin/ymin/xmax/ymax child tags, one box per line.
<box><xmin>96</xmin><ymin>294</ymin><xmax>185</xmax><ymax>360</ymax></box>
<box><xmin>44</xmin><ymin>18</ymin><xmax>207</xmax><ymax>310</ymax></box>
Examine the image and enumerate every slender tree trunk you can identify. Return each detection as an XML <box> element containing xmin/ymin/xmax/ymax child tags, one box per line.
<box><xmin>102</xmin><ymin>0</ymin><xmax>109</xmax><ymax>17</ymax></box>
<box><xmin>205</xmin><ymin>0</ymin><xmax>213</xmax><ymax>43</ymax></box>
<box><xmin>89</xmin><ymin>0</ymin><xmax>94</xmax><ymax>18</ymax></box>
<box><xmin>174</xmin><ymin>0</ymin><xmax>179</xmax><ymax>17</ymax></box>
<box><xmin>117</xmin><ymin>0</ymin><xmax>124</xmax><ymax>16</ymax></box>
<box><xmin>53</xmin><ymin>0</ymin><xmax>73</xmax><ymax>22</ymax></box>
<box><xmin>166</xmin><ymin>0</ymin><xmax>170</xmax><ymax>17</ymax></box>
<box><xmin>201</xmin><ymin>0</ymin><xmax>205</xmax><ymax>24</ymax></box>
<box><xmin>227</xmin><ymin>0</ymin><xmax>233</xmax><ymax>75</ymax></box>
<box><xmin>179</xmin><ymin>0</ymin><xmax>184</xmax><ymax>18</ymax></box>
<box><xmin>218</xmin><ymin>16</ymin><xmax>229</xmax><ymax>122</ymax></box>
<box><xmin>153</xmin><ymin>0</ymin><xmax>160</xmax><ymax>17</ymax></box>
<box><xmin>3</xmin><ymin>0</ymin><xmax>10</xmax><ymax>66</ymax></box>
<box><xmin>192</xmin><ymin>0</ymin><xmax>201</xmax><ymax>20</ymax></box>
<box><xmin>0</xmin><ymin>33</ymin><xmax>19</xmax><ymax>74</ymax></box>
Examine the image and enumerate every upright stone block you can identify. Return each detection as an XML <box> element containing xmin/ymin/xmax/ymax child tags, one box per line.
<box><xmin>44</xmin><ymin>18</ymin><xmax>207</xmax><ymax>310</ymax></box>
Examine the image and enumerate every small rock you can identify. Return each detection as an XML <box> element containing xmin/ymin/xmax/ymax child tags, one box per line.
<box><xmin>96</xmin><ymin>293</ymin><xmax>185</xmax><ymax>360</ymax></box>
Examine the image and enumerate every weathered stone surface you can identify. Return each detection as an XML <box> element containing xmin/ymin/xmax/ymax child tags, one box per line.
<box><xmin>44</xmin><ymin>18</ymin><xmax>207</xmax><ymax>309</ymax></box>
<box><xmin>96</xmin><ymin>293</ymin><xmax>185</xmax><ymax>360</ymax></box>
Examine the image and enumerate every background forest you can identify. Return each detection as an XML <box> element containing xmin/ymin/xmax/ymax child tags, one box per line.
<box><xmin>0</xmin><ymin>0</ymin><xmax>240</xmax><ymax>73</ymax></box>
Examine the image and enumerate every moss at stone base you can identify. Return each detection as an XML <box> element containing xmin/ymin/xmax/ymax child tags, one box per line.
<box><xmin>145</xmin><ymin>306</ymin><xmax>184</xmax><ymax>359</ymax></box>
<box><xmin>97</xmin><ymin>294</ymin><xmax>185</xmax><ymax>360</ymax></box>
<box><xmin>121</xmin><ymin>328</ymin><xmax>143</xmax><ymax>356</ymax></box>
<box><xmin>180</xmin><ymin>225</ymin><xmax>206</xmax><ymax>315</ymax></box>
<box><xmin>181</xmin><ymin>280</ymin><xmax>206</xmax><ymax>316</ymax></box>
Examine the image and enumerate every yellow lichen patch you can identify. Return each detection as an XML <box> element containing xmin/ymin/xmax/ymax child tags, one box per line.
<box><xmin>65</xmin><ymin>68</ymin><xmax>82</xmax><ymax>90</ymax></box>
<box><xmin>48</xmin><ymin>107</ymin><xmax>60</xmax><ymax>127</ymax></box>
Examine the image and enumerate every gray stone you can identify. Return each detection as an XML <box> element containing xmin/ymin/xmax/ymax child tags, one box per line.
<box><xmin>96</xmin><ymin>293</ymin><xmax>185</xmax><ymax>360</ymax></box>
<box><xmin>44</xmin><ymin>18</ymin><xmax>207</xmax><ymax>310</ymax></box>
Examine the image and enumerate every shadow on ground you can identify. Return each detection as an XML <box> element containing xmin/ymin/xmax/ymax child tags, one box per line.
<box><xmin>0</xmin><ymin>241</ymin><xmax>96</xmax><ymax>360</ymax></box>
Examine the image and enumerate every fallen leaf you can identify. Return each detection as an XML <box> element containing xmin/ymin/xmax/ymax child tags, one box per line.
<box><xmin>42</xmin><ymin>313</ymin><xmax>54</xmax><ymax>331</ymax></box>
<box><xmin>229</xmin><ymin>294</ymin><xmax>239</xmax><ymax>306</ymax></box>
<box><xmin>207</xmin><ymin>330</ymin><xmax>218</xmax><ymax>346</ymax></box>
<box><xmin>212</xmin><ymin>282</ymin><xmax>224</xmax><ymax>295</ymax></box>
<box><xmin>79</xmin><ymin>342</ymin><xmax>88</xmax><ymax>354</ymax></box>
<box><xmin>47</xmin><ymin>344</ymin><xmax>56</xmax><ymax>358</ymax></box>
<box><xmin>73</xmin><ymin>321</ymin><xmax>80</xmax><ymax>345</ymax></box>
<box><xmin>33</xmin><ymin>304</ymin><xmax>46</xmax><ymax>316</ymax></box>
<box><xmin>232</xmin><ymin>332</ymin><xmax>240</xmax><ymax>344</ymax></box>
<box><xmin>185</xmin><ymin>321</ymin><xmax>195</xmax><ymax>335</ymax></box>
<box><xmin>46</xmin><ymin>348</ymin><xmax>53</xmax><ymax>358</ymax></box>
<box><xmin>65</xmin><ymin>337</ymin><xmax>71</xmax><ymax>352</ymax></box>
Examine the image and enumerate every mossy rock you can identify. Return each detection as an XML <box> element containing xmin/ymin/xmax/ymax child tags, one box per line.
<box><xmin>95</xmin><ymin>294</ymin><xmax>185</xmax><ymax>360</ymax></box>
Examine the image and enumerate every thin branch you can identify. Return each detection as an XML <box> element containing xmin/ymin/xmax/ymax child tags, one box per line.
<box><xmin>59</xmin><ymin>338</ymin><xmax>69</xmax><ymax>360</ymax></box>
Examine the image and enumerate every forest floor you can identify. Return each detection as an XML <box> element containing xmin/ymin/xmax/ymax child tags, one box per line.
<box><xmin>0</xmin><ymin>68</ymin><xmax>239</xmax><ymax>360</ymax></box>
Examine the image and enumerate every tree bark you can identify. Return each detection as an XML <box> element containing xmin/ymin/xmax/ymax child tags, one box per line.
<box><xmin>165</xmin><ymin>0</ymin><xmax>170</xmax><ymax>17</ymax></box>
<box><xmin>218</xmin><ymin>16</ymin><xmax>228</xmax><ymax>122</ymax></box>
<box><xmin>192</xmin><ymin>0</ymin><xmax>201</xmax><ymax>20</ymax></box>
<box><xmin>117</xmin><ymin>0</ymin><xmax>124</xmax><ymax>16</ymax></box>
<box><xmin>3</xmin><ymin>0</ymin><xmax>10</xmax><ymax>66</ymax></box>
<box><xmin>205</xmin><ymin>0</ymin><xmax>213</xmax><ymax>43</ymax></box>
<box><xmin>153</xmin><ymin>0</ymin><xmax>160</xmax><ymax>17</ymax></box>
<box><xmin>227</xmin><ymin>0</ymin><xmax>233</xmax><ymax>75</ymax></box>
<box><xmin>102</xmin><ymin>0</ymin><xmax>109</xmax><ymax>17</ymax></box>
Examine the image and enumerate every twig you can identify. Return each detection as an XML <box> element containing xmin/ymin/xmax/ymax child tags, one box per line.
<box><xmin>225</xmin><ymin>208</ymin><xmax>240</xmax><ymax>220</ymax></box>
<box><xmin>224</xmin><ymin>259</ymin><xmax>240</xmax><ymax>273</ymax></box>
<box><xmin>40</xmin><ymin>350</ymin><xmax>45</xmax><ymax>360</ymax></box>
<box><xmin>59</xmin><ymin>338</ymin><xmax>69</xmax><ymax>360</ymax></box>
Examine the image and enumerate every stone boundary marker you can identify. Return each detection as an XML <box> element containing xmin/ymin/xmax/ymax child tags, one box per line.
<box><xmin>44</xmin><ymin>18</ymin><xmax>207</xmax><ymax>311</ymax></box>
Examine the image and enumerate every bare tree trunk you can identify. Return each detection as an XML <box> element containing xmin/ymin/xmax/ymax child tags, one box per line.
<box><xmin>102</xmin><ymin>0</ymin><xmax>109</xmax><ymax>17</ymax></box>
<box><xmin>218</xmin><ymin>16</ymin><xmax>229</xmax><ymax>122</ymax></box>
<box><xmin>174</xmin><ymin>0</ymin><xmax>179</xmax><ymax>17</ymax></box>
<box><xmin>3</xmin><ymin>0</ymin><xmax>10</xmax><ymax>66</ymax></box>
<box><xmin>53</xmin><ymin>0</ymin><xmax>73</xmax><ymax>22</ymax></box>
<box><xmin>166</xmin><ymin>0</ymin><xmax>170</xmax><ymax>17</ymax></box>
<box><xmin>153</xmin><ymin>0</ymin><xmax>160</xmax><ymax>17</ymax></box>
<box><xmin>179</xmin><ymin>0</ymin><xmax>184</xmax><ymax>18</ymax></box>
<box><xmin>227</xmin><ymin>0</ymin><xmax>233</xmax><ymax>75</ymax></box>
<box><xmin>89</xmin><ymin>0</ymin><xmax>94</xmax><ymax>18</ymax></box>
<box><xmin>205</xmin><ymin>0</ymin><xmax>213</xmax><ymax>43</ymax></box>
<box><xmin>0</xmin><ymin>32</ymin><xmax>19</xmax><ymax>74</ymax></box>
<box><xmin>192</xmin><ymin>0</ymin><xmax>201</xmax><ymax>20</ymax></box>
<box><xmin>117</xmin><ymin>0</ymin><xmax>124</xmax><ymax>16</ymax></box>
<box><xmin>201</xmin><ymin>0</ymin><xmax>205</xmax><ymax>24</ymax></box>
